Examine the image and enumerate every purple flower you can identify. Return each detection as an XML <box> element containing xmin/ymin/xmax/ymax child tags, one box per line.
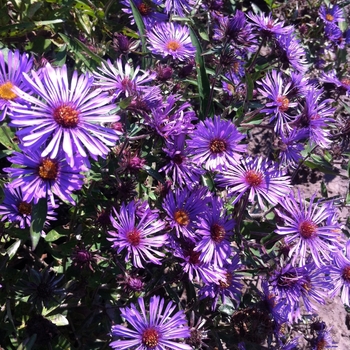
<box><xmin>329</xmin><ymin>240</ymin><xmax>350</xmax><ymax>307</ymax></box>
<box><xmin>121</xmin><ymin>0</ymin><xmax>167</xmax><ymax>27</ymax></box>
<box><xmin>275</xmin><ymin>191</ymin><xmax>343</xmax><ymax>267</ymax></box>
<box><xmin>324</xmin><ymin>23</ymin><xmax>346</xmax><ymax>49</ymax></box>
<box><xmin>274</xmin><ymin>129</ymin><xmax>308</xmax><ymax>168</ymax></box>
<box><xmin>93</xmin><ymin>59</ymin><xmax>156</xmax><ymax>101</ymax></box>
<box><xmin>193</xmin><ymin>197</ymin><xmax>235</xmax><ymax>267</ymax></box>
<box><xmin>165</xmin><ymin>0</ymin><xmax>194</xmax><ymax>17</ymax></box>
<box><xmin>159</xmin><ymin>135</ymin><xmax>204</xmax><ymax>187</ymax></box>
<box><xmin>319</xmin><ymin>4</ymin><xmax>344</xmax><ymax>25</ymax></box>
<box><xmin>321</xmin><ymin>69</ymin><xmax>350</xmax><ymax>95</ymax></box>
<box><xmin>213</xmin><ymin>11</ymin><xmax>256</xmax><ymax>51</ymax></box>
<box><xmin>0</xmin><ymin>49</ymin><xmax>33</xmax><ymax>121</ymax></box>
<box><xmin>108</xmin><ymin>201</ymin><xmax>167</xmax><ymax>268</ymax></box>
<box><xmin>216</xmin><ymin>156</ymin><xmax>291</xmax><ymax>209</ymax></box>
<box><xmin>274</xmin><ymin>33</ymin><xmax>309</xmax><ymax>73</ymax></box>
<box><xmin>199</xmin><ymin>255</ymin><xmax>243</xmax><ymax>310</ymax></box>
<box><xmin>147</xmin><ymin>22</ymin><xmax>196</xmax><ymax>61</ymax></box>
<box><xmin>311</xmin><ymin>326</ymin><xmax>336</xmax><ymax>350</ymax></box>
<box><xmin>257</xmin><ymin>69</ymin><xmax>298</xmax><ymax>133</ymax></box>
<box><xmin>145</xmin><ymin>95</ymin><xmax>197</xmax><ymax>138</ymax></box>
<box><xmin>293</xmin><ymin>86</ymin><xmax>335</xmax><ymax>148</ymax></box>
<box><xmin>9</xmin><ymin>63</ymin><xmax>120</xmax><ymax>167</ymax></box>
<box><xmin>187</xmin><ymin>115</ymin><xmax>246</xmax><ymax>171</ymax></box>
<box><xmin>246</xmin><ymin>12</ymin><xmax>294</xmax><ymax>38</ymax></box>
<box><xmin>128</xmin><ymin>85</ymin><xmax>163</xmax><ymax>114</ymax></box>
<box><xmin>110</xmin><ymin>295</ymin><xmax>191</xmax><ymax>350</ymax></box>
<box><xmin>0</xmin><ymin>185</ymin><xmax>57</xmax><ymax>229</ymax></box>
<box><xmin>162</xmin><ymin>187</ymin><xmax>208</xmax><ymax>241</ymax></box>
<box><xmin>4</xmin><ymin>148</ymin><xmax>85</xmax><ymax>206</ymax></box>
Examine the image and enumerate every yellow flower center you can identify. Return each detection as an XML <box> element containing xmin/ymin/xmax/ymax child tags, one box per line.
<box><xmin>0</xmin><ymin>81</ymin><xmax>17</xmax><ymax>100</ymax></box>
<box><xmin>174</xmin><ymin>209</ymin><xmax>190</xmax><ymax>226</ymax></box>
<box><xmin>326</xmin><ymin>14</ymin><xmax>334</xmax><ymax>22</ymax></box>
<box><xmin>38</xmin><ymin>158</ymin><xmax>58</xmax><ymax>180</ymax></box>
<box><xmin>277</xmin><ymin>95</ymin><xmax>289</xmax><ymax>112</ymax></box>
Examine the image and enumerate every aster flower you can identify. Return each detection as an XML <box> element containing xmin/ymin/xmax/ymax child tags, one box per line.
<box><xmin>216</xmin><ymin>156</ymin><xmax>291</xmax><ymax>209</ymax></box>
<box><xmin>159</xmin><ymin>134</ymin><xmax>204</xmax><ymax>187</ymax></box>
<box><xmin>324</xmin><ymin>23</ymin><xmax>346</xmax><ymax>49</ymax></box>
<box><xmin>213</xmin><ymin>11</ymin><xmax>256</xmax><ymax>52</ymax></box>
<box><xmin>93</xmin><ymin>59</ymin><xmax>156</xmax><ymax>101</ymax></box>
<box><xmin>0</xmin><ymin>185</ymin><xmax>57</xmax><ymax>229</ymax></box>
<box><xmin>9</xmin><ymin>63</ymin><xmax>120</xmax><ymax>167</ymax></box>
<box><xmin>165</xmin><ymin>0</ymin><xmax>195</xmax><ymax>17</ymax></box>
<box><xmin>319</xmin><ymin>4</ymin><xmax>344</xmax><ymax>25</ymax></box>
<box><xmin>274</xmin><ymin>33</ymin><xmax>309</xmax><ymax>73</ymax></box>
<box><xmin>108</xmin><ymin>200</ymin><xmax>167</xmax><ymax>268</ymax></box>
<box><xmin>310</xmin><ymin>326</ymin><xmax>336</xmax><ymax>350</ymax></box>
<box><xmin>293</xmin><ymin>86</ymin><xmax>335</xmax><ymax>148</ymax></box>
<box><xmin>275</xmin><ymin>191</ymin><xmax>343</xmax><ymax>267</ymax></box>
<box><xmin>257</xmin><ymin>69</ymin><xmax>298</xmax><ymax>133</ymax></box>
<box><xmin>173</xmin><ymin>239</ymin><xmax>226</xmax><ymax>284</ymax></box>
<box><xmin>147</xmin><ymin>22</ymin><xmax>196</xmax><ymax>61</ymax></box>
<box><xmin>128</xmin><ymin>85</ymin><xmax>163</xmax><ymax>114</ymax></box>
<box><xmin>187</xmin><ymin>115</ymin><xmax>246</xmax><ymax>171</ymax></box>
<box><xmin>0</xmin><ymin>49</ymin><xmax>33</xmax><ymax>121</ymax></box>
<box><xmin>246</xmin><ymin>12</ymin><xmax>294</xmax><ymax>38</ymax></box>
<box><xmin>199</xmin><ymin>255</ymin><xmax>243</xmax><ymax>310</ymax></box>
<box><xmin>145</xmin><ymin>95</ymin><xmax>197</xmax><ymax>138</ymax></box>
<box><xmin>321</xmin><ymin>69</ymin><xmax>350</xmax><ymax>96</ymax></box>
<box><xmin>121</xmin><ymin>0</ymin><xmax>167</xmax><ymax>27</ymax></box>
<box><xmin>274</xmin><ymin>129</ymin><xmax>308</xmax><ymax>168</ymax></box>
<box><xmin>193</xmin><ymin>197</ymin><xmax>235</xmax><ymax>267</ymax></box>
<box><xmin>110</xmin><ymin>295</ymin><xmax>191</xmax><ymax>350</ymax></box>
<box><xmin>4</xmin><ymin>148</ymin><xmax>85</xmax><ymax>206</ymax></box>
<box><xmin>162</xmin><ymin>186</ymin><xmax>208</xmax><ymax>241</ymax></box>
<box><xmin>329</xmin><ymin>240</ymin><xmax>350</xmax><ymax>307</ymax></box>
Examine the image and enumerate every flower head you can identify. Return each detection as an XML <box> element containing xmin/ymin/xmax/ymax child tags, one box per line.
<box><xmin>4</xmin><ymin>148</ymin><xmax>84</xmax><ymax>206</ymax></box>
<box><xmin>319</xmin><ymin>4</ymin><xmax>344</xmax><ymax>25</ymax></box>
<box><xmin>9</xmin><ymin>63</ymin><xmax>120</xmax><ymax>166</ymax></box>
<box><xmin>275</xmin><ymin>191</ymin><xmax>343</xmax><ymax>267</ymax></box>
<box><xmin>108</xmin><ymin>201</ymin><xmax>167</xmax><ymax>268</ymax></box>
<box><xmin>147</xmin><ymin>22</ymin><xmax>196</xmax><ymax>61</ymax></box>
<box><xmin>0</xmin><ymin>49</ymin><xmax>33</xmax><ymax>121</ymax></box>
<box><xmin>165</xmin><ymin>0</ymin><xmax>195</xmax><ymax>17</ymax></box>
<box><xmin>216</xmin><ymin>156</ymin><xmax>291</xmax><ymax>209</ymax></box>
<box><xmin>187</xmin><ymin>115</ymin><xmax>246</xmax><ymax>171</ymax></box>
<box><xmin>110</xmin><ymin>295</ymin><xmax>191</xmax><ymax>349</ymax></box>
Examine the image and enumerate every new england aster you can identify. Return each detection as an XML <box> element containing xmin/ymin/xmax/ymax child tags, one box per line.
<box><xmin>108</xmin><ymin>201</ymin><xmax>167</xmax><ymax>268</ymax></box>
<box><xmin>147</xmin><ymin>22</ymin><xmax>196</xmax><ymax>61</ymax></box>
<box><xmin>275</xmin><ymin>191</ymin><xmax>343</xmax><ymax>267</ymax></box>
<box><xmin>9</xmin><ymin>63</ymin><xmax>120</xmax><ymax>167</ymax></box>
<box><xmin>110</xmin><ymin>295</ymin><xmax>191</xmax><ymax>350</ymax></box>
<box><xmin>0</xmin><ymin>49</ymin><xmax>33</xmax><ymax>121</ymax></box>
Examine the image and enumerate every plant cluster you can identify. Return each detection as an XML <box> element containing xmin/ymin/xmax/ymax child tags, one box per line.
<box><xmin>0</xmin><ymin>0</ymin><xmax>350</xmax><ymax>349</ymax></box>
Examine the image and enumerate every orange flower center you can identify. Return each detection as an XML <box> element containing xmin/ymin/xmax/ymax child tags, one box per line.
<box><xmin>209</xmin><ymin>138</ymin><xmax>227</xmax><ymax>153</ymax></box>
<box><xmin>326</xmin><ymin>14</ymin><xmax>334</xmax><ymax>22</ymax></box>
<box><xmin>126</xmin><ymin>228</ymin><xmax>141</xmax><ymax>246</ymax></box>
<box><xmin>166</xmin><ymin>40</ymin><xmax>181</xmax><ymax>51</ymax></box>
<box><xmin>277</xmin><ymin>95</ymin><xmax>289</xmax><ymax>112</ymax></box>
<box><xmin>174</xmin><ymin>209</ymin><xmax>190</xmax><ymax>226</ymax></box>
<box><xmin>138</xmin><ymin>2</ymin><xmax>152</xmax><ymax>16</ymax></box>
<box><xmin>18</xmin><ymin>201</ymin><xmax>32</xmax><ymax>215</ymax></box>
<box><xmin>38</xmin><ymin>158</ymin><xmax>58</xmax><ymax>180</ymax></box>
<box><xmin>0</xmin><ymin>81</ymin><xmax>17</xmax><ymax>100</ymax></box>
<box><xmin>341</xmin><ymin>78</ymin><xmax>350</xmax><ymax>87</ymax></box>
<box><xmin>53</xmin><ymin>104</ymin><xmax>79</xmax><ymax>128</ymax></box>
<box><xmin>299</xmin><ymin>220</ymin><xmax>317</xmax><ymax>239</ymax></box>
<box><xmin>342</xmin><ymin>266</ymin><xmax>350</xmax><ymax>282</ymax></box>
<box><xmin>219</xmin><ymin>272</ymin><xmax>232</xmax><ymax>289</ymax></box>
<box><xmin>244</xmin><ymin>170</ymin><xmax>263</xmax><ymax>187</ymax></box>
<box><xmin>210</xmin><ymin>223</ymin><xmax>226</xmax><ymax>243</ymax></box>
<box><xmin>142</xmin><ymin>328</ymin><xmax>159</xmax><ymax>348</ymax></box>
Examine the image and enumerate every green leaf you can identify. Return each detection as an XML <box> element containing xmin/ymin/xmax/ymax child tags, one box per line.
<box><xmin>321</xmin><ymin>181</ymin><xmax>328</xmax><ymax>198</ymax></box>
<box><xmin>5</xmin><ymin>240</ymin><xmax>21</xmax><ymax>260</ymax></box>
<box><xmin>44</xmin><ymin>229</ymin><xmax>66</xmax><ymax>242</ymax></box>
<box><xmin>46</xmin><ymin>313</ymin><xmax>69</xmax><ymax>326</ymax></box>
<box><xmin>30</xmin><ymin>198</ymin><xmax>47</xmax><ymax>250</ymax></box>
<box><xmin>0</xmin><ymin>125</ymin><xmax>19</xmax><ymax>151</ymax></box>
<box><xmin>128</xmin><ymin>0</ymin><xmax>150</xmax><ymax>69</ymax></box>
<box><xmin>189</xmin><ymin>27</ymin><xmax>213</xmax><ymax>119</ymax></box>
